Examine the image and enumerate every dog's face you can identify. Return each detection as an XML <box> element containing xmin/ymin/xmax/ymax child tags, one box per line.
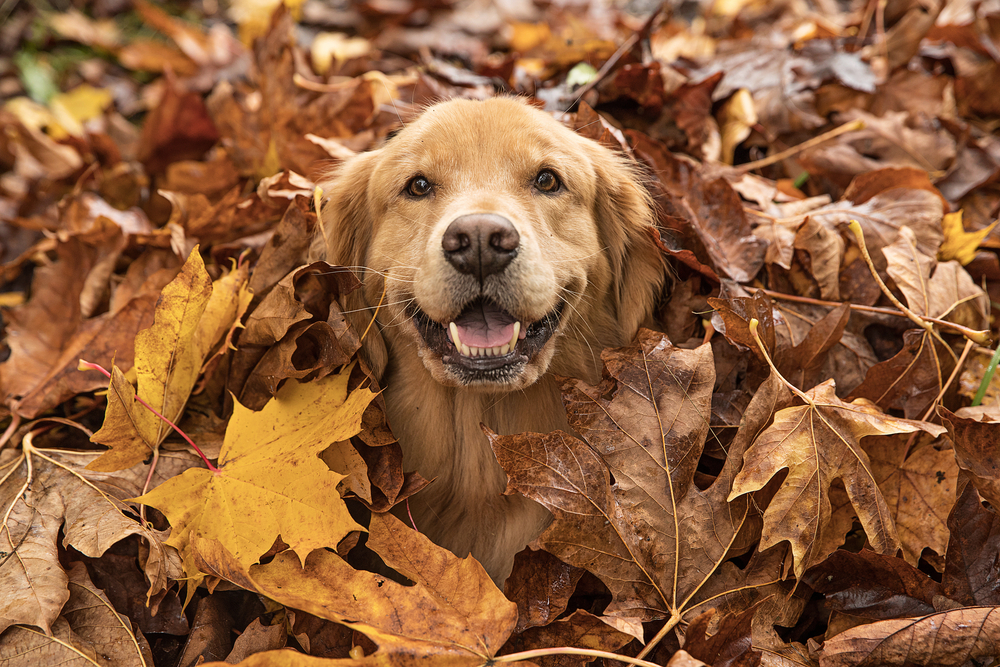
<box><xmin>323</xmin><ymin>98</ymin><xmax>663</xmax><ymax>390</ymax></box>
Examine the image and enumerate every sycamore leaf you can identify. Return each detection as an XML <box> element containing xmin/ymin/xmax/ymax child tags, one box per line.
<box><xmin>133</xmin><ymin>365</ymin><xmax>373</xmax><ymax>603</ymax></box>
<box><xmin>728</xmin><ymin>380</ymin><xmax>945</xmax><ymax>577</ymax></box>
<box><xmin>939</xmin><ymin>210</ymin><xmax>998</xmax><ymax>265</ymax></box>
<box><xmin>863</xmin><ymin>434</ymin><xmax>958</xmax><ymax>566</ymax></box>
<box><xmin>191</xmin><ymin>512</ymin><xmax>516</xmax><ymax>665</ymax></box>
<box><xmin>491</xmin><ymin>332</ymin><xmax>789</xmax><ymax>632</ymax></box>
<box><xmin>818</xmin><ymin>606</ymin><xmax>1000</xmax><ymax>667</ymax></box>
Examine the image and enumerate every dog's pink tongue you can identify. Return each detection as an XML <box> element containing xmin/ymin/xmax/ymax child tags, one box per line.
<box><xmin>453</xmin><ymin>302</ymin><xmax>516</xmax><ymax>348</ymax></box>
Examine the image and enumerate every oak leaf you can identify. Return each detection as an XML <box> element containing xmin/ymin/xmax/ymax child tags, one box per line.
<box><xmin>133</xmin><ymin>365</ymin><xmax>373</xmax><ymax>603</ymax></box>
<box><xmin>728</xmin><ymin>380</ymin><xmax>945</xmax><ymax>576</ymax></box>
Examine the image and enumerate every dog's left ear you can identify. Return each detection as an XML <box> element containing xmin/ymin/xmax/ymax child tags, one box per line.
<box><xmin>590</xmin><ymin>147</ymin><xmax>668</xmax><ymax>341</ymax></box>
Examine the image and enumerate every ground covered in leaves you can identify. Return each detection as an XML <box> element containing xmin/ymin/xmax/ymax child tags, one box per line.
<box><xmin>1</xmin><ymin>0</ymin><xmax>1000</xmax><ymax>665</ymax></box>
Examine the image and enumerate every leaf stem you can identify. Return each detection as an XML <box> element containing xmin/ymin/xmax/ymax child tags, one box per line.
<box><xmin>637</xmin><ymin>613</ymin><xmax>681</xmax><ymax>660</ymax></box>
<box><xmin>0</xmin><ymin>413</ymin><xmax>20</xmax><ymax>451</ymax></box>
<box><xmin>78</xmin><ymin>360</ymin><xmax>219</xmax><ymax>473</ymax></box>
<box><xmin>748</xmin><ymin>319</ymin><xmax>814</xmax><ymax>406</ymax></box>
<box><xmin>743</xmin><ymin>286</ymin><xmax>989</xmax><ymax>343</ymax></box>
<box><xmin>494</xmin><ymin>646</ymin><xmax>663</xmax><ymax>667</ymax></box>
<box><xmin>846</xmin><ymin>221</ymin><xmax>961</xmax><ymax>361</ymax></box>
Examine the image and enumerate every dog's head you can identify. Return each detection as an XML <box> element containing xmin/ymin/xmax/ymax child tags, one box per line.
<box><xmin>322</xmin><ymin>97</ymin><xmax>665</xmax><ymax>390</ymax></box>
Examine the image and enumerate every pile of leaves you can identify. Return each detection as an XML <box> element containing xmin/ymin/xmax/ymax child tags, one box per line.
<box><xmin>2</xmin><ymin>0</ymin><xmax>1000</xmax><ymax>665</ymax></box>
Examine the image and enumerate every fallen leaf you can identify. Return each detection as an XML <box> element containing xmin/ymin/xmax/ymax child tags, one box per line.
<box><xmin>943</xmin><ymin>483</ymin><xmax>1000</xmax><ymax>606</ymax></box>
<box><xmin>493</xmin><ymin>333</ymin><xmax>789</xmax><ymax>632</ymax></box>
<box><xmin>0</xmin><ymin>562</ymin><xmax>152</xmax><ymax>666</ymax></box>
<box><xmin>941</xmin><ymin>408</ymin><xmax>1000</xmax><ymax>511</ymax></box>
<box><xmin>504</xmin><ymin>549</ymin><xmax>585</xmax><ymax>633</ymax></box>
<box><xmin>194</xmin><ymin>512</ymin><xmax>516</xmax><ymax>664</ymax></box>
<box><xmin>729</xmin><ymin>380</ymin><xmax>945</xmax><ymax>576</ymax></box>
<box><xmin>863</xmin><ymin>434</ymin><xmax>958</xmax><ymax>566</ymax></box>
<box><xmin>818</xmin><ymin>606</ymin><xmax>1000</xmax><ymax>667</ymax></box>
<box><xmin>0</xmin><ymin>447</ymin><xmax>182</xmax><ymax>634</ymax></box>
<box><xmin>89</xmin><ymin>248</ymin><xmax>215</xmax><ymax>471</ymax></box>
<box><xmin>939</xmin><ymin>210</ymin><xmax>999</xmax><ymax>265</ymax></box>
<box><xmin>133</xmin><ymin>365</ymin><xmax>374</xmax><ymax>603</ymax></box>
<box><xmin>499</xmin><ymin>610</ymin><xmax>633</xmax><ymax>667</ymax></box>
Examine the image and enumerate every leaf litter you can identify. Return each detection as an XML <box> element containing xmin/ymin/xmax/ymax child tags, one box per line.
<box><xmin>1</xmin><ymin>0</ymin><xmax>1000</xmax><ymax>665</ymax></box>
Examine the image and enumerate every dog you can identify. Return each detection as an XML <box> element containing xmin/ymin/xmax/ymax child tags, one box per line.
<box><xmin>321</xmin><ymin>97</ymin><xmax>666</xmax><ymax>584</ymax></box>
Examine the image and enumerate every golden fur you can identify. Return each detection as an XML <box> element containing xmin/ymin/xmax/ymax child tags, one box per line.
<box><xmin>321</xmin><ymin>97</ymin><xmax>665</xmax><ymax>583</ymax></box>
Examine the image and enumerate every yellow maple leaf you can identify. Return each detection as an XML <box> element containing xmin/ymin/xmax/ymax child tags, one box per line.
<box><xmin>88</xmin><ymin>249</ymin><xmax>248</xmax><ymax>472</ymax></box>
<box><xmin>133</xmin><ymin>365</ymin><xmax>374</xmax><ymax>605</ymax></box>
<box><xmin>939</xmin><ymin>210</ymin><xmax>998</xmax><ymax>265</ymax></box>
<box><xmin>48</xmin><ymin>84</ymin><xmax>114</xmax><ymax>137</ymax></box>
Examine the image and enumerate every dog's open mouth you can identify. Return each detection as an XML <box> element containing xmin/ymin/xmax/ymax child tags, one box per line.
<box><xmin>412</xmin><ymin>298</ymin><xmax>563</xmax><ymax>378</ymax></box>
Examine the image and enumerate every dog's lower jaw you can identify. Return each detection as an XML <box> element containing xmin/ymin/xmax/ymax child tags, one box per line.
<box><xmin>381</xmin><ymin>335</ymin><xmax>561</xmax><ymax>584</ymax></box>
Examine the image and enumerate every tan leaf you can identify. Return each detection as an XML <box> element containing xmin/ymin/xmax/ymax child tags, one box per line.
<box><xmin>864</xmin><ymin>434</ymin><xmax>959</xmax><ymax>566</ymax></box>
<box><xmin>193</xmin><ymin>512</ymin><xmax>516</xmax><ymax>665</ymax></box>
<box><xmin>0</xmin><ymin>446</ymin><xmax>181</xmax><ymax>634</ymax></box>
<box><xmin>884</xmin><ymin>226</ymin><xmax>988</xmax><ymax>329</ymax></box>
<box><xmin>819</xmin><ymin>606</ymin><xmax>1000</xmax><ymax>667</ymax></box>
<box><xmin>0</xmin><ymin>562</ymin><xmax>152</xmax><ymax>666</ymax></box>
<box><xmin>808</xmin><ymin>188</ymin><xmax>944</xmax><ymax>265</ymax></box>
<box><xmin>729</xmin><ymin>380</ymin><xmax>945</xmax><ymax>576</ymax></box>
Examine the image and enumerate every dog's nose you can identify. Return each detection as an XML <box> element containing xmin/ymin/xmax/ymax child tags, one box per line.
<box><xmin>442</xmin><ymin>213</ymin><xmax>520</xmax><ymax>279</ymax></box>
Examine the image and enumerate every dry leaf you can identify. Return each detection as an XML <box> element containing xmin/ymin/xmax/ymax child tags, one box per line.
<box><xmin>729</xmin><ymin>380</ymin><xmax>945</xmax><ymax>576</ymax></box>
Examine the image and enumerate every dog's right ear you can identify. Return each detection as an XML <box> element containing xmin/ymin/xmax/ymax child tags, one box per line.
<box><xmin>319</xmin><ymin>150</ymin><xmax>389</xmax><ymax>379</ymax></box>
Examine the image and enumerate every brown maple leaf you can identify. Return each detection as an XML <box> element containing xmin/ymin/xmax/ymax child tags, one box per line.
<box><xmin>490</xmin><ymin>330</ymin><xmax>790</xmax><ymax>637</ymax></box>
<box><xmin>729</xmin><ymin>379</ymin><xmax>945</xmax><ymax>577</ymax></box>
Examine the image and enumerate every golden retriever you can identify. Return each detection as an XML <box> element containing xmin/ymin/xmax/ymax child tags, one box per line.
<box><xmin>321</xmin><ymin>97</ymin><xmax>666</xmax><ymax>583</ymax></box>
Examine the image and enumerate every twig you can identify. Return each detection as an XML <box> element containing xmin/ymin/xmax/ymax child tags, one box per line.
<box><xmin>737</xmin><ymin>120</ymin><xmax>865</xmax><ymax>172</ymax></box>
<box><xmin>564</xmin><ymin>7</ymin><xmax>663</xmax><ymax>111</ymax></box>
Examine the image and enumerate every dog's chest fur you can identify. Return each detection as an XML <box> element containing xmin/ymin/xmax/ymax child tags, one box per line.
<box><xmin>382</xmin><ymin>333</ymin><xmax>563</xmax><ymax>582</ymax></box>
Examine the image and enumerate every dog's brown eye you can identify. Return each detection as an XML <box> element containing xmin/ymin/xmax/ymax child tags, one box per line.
<box><xmin>407</xmin><ymin>176</ymin><xmax>432</xmax><ymax>197</ymax></box>
<box><xmin>534</xmin><ymin>169</ymin><xmax>560</xmax><ymax>193</ymax></box>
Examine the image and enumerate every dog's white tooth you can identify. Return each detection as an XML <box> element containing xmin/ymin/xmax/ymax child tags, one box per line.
<box><xmin>449</xmin><ymin>322</ymin><xmax>461</xmax><ymax>349</ymax></box>
<box><xmin>500</xmin><ymin>344</ymin><xmax>509</xmax><ymax>355</ymax></box>
<box><xmin>461</xmin><ymin>343</ymin><xmax>471</xmax><ymax>357</ymax></box>
<box><xmin>509</xmin><ymin>322</ymin><xmax>520</xmax><ymax>350</ymax></box>
<box><xmin>484</xmin><ymin>347</ymin><xmax>493</xmax><ymax>357</ymax></box>
<box><xmin>492</xmin><ymin>346</ymin><xmax>501</xmax><ymax>356</ymax></box>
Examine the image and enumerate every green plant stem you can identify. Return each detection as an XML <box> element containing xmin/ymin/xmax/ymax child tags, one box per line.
<box><xmin>972</xmin><ymin>340</ymin><xmax>1000</xmax><ymax>406</ymax></box>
